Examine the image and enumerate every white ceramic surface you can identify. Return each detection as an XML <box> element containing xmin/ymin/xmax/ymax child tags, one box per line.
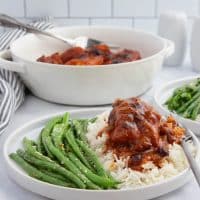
<box><xmin>154</xmin><ymin>76</ymin><xmax>200</xmax><ymax>136</ymax></box>
<box><xmin>191</xmin><ymin>17</ymin><xmax>200</xmax><ymax>72</ymax></box>
<box><xmin>0</xmin><ymin>26</ymin><xmax>174</xmax><ymax>105</ymax></box>
<box><xmin>158</xmin><ymin>11</ymin><xmax>187</xmax><ymax>66</ymax></box>
<box><xmin>3</xmin><ymin>108</ymin><xmax>200</xmax><ymax>200</ymax></box>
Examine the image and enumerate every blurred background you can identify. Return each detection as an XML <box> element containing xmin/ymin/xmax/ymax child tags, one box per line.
<box><xmin>0</xmin><ymin>0</ymin><xmax>199</xmax><ymax>35</ymax></box>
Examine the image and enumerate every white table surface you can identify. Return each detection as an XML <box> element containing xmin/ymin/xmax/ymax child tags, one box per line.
<box><xmin>0</xmin><ymin>62</ymin><xmax>200</xmax><ymax>200</ymax></box>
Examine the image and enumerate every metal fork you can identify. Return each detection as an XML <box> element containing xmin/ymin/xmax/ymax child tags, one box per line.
<box><xmin>181</xmin><ymin>126</ymin><xmax>200</xmax><ymax>187</ymax></box>
<box><xmin>0</xmin><ymin>14</ymin><xmax>119</xmax><ymax>49</ymax></box>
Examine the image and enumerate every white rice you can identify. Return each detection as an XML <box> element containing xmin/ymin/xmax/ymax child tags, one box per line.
<box><xmin>86</xmin><ymin>111</ymin><xmax>196</xmax><ymax>189</ymax></box>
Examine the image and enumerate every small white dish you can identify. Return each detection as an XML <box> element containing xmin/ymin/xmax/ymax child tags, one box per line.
<box><xmin>154</xmin><ymin>76</ymin><xmax>200</xmax><ymax>136</ymax></box>
<box><xmin>3</xmin><ymin>108</ymin><xmax>200</xmax><ymax>200</ymax></box>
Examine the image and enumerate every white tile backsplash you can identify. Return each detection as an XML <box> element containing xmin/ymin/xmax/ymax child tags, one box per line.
<box><xmin>91</xmin><ymin>18</ymin><xmax>133</xmax><ymax>27</ymax></box>
<box><xmin>53</xmin><ymin>18</ymin><xmax>89</xmax><ymax>26</ymax></box>
<box><xmin>134</xmin><ymin>19</ymin><xmax>158</xmax><ymax>33</ymax></box>
<box><xmin>0</xmin><ymin>0</ymin><xmax>199</xmax><ymax>34</ymax></box>
<box><xmin>0</xmin><ymin>0</ymin><xmax>24</xmax><ymax>17</ymax></box>
<box><xmin>69</xmin><ymin>0</ymin><xmax>111</xmax><ymax>17</ymax></box>
<box><xmin>26</xmin><ymin>0</ymin><xmax>68</xmax><ymax>17</ymax></box>
<box><xmin>157</xmin><ymin>0</ymin><xmax>199</xmax><ymax>16</ymax></box>
<box><xmin>113</xmin><ymin>0</ymin><xmax>156</xmax><ymax>17</ymax></box>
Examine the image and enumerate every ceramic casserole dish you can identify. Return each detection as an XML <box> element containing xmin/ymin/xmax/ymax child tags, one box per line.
<box><xmin>0</xmin><ymin>26</ymin><xmax>174</xmax><ymax>105</ymax></box>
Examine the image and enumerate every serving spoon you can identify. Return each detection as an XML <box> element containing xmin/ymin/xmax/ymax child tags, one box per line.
<box><xmin>180</xmin><ymin>125</ymin><xmax>200</xmax><ymax>187</ymax></box>
<box><xmin>0</xmin><ymin>14</ymin><xmax>119</xmax><ymax>49</ymax></box>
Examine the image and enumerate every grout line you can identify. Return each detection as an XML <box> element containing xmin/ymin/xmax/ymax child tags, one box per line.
<box><xmin>52</xmin><ymin>16</ymin><xmax>157</xmax><ymax>19</ymax></box>
<box><xmin>87</xmin><ymin>18</ymin><xmax>90</xmax><ymax>25</ymax></box>
<box><xmin>154</xmin><ymin>0</ymin><xmax>158</xmax><ymax>17</ymax></box>
<box><xmin>111</xmin><ymin>0</ymin><xmax>114</xmax><ymax>17</ymax></box>
<box><xmin>88</xmin><ymin>18</ymin><xmax>92</xmax><ymax>25</ymax></box>
<box><xmin>50</xmin><ymin>15</ymin><xmax>196</xmax><ymax>19</ymax></box>
<box><xmin>21</xmin><ymin>15</ymin><xmax>189</xmax><ymax>21</ymax></box>
<box><xmin>132</xmin><ymin>18</ymin><xmax>134</xmax><ymax>28</ymax></box>
<box><xmin>133</xmin><ymin>16</ymin><xmax>158</xmax><ymax>19</ymax></box>
<box><xmin>198</xmin><ymin>0</ymin><xmax>200</xmax><ymax>15</ymax></box>
<box><xmin>67</xmin><ymin>0</ymin><xmax>70</xmax><ymax>18</ymax></box>
<box><xmin>23</xmin><ymin>0</ymin><xmax>27</xmax><ymax>17</ymax></box>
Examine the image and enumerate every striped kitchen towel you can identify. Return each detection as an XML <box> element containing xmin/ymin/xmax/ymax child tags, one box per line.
<box><xmin>0</xmin><ymin>18</ymin><xmax>54</xmax><ymax>135</ymax></box>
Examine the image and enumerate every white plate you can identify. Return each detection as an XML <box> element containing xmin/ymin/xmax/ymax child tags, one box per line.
<box><xmin>154</xmin><ymin>76</ymin><xmax>200</xmax><ymax>136</ymax></box>
<box><xmin>3</xmin><ymin>108</ymin><xmax>200</xmax><ymax>200</ymax></box>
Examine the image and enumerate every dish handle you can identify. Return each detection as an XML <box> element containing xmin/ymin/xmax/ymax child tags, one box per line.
<box><xmin>0</xmin><ymin>50</ymin><xmax>25</xmax><ymax>73</ymax></box>
<box><xmin>162</xmin><ymin>39</ymin><xmax>175</xmax><ymax>58</ymax></box>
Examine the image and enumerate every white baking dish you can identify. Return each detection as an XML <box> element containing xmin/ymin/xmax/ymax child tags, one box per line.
<box><xmin>0</xmin><ymin>26</ymin><xmax>174</xmax><ymax>105</ymax></box>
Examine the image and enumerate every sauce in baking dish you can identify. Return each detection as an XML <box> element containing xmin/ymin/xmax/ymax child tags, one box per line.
<box><xmin>37</xmin><ymin>44</ymin><xmax>141</xmax><ymax>65</ymax></box>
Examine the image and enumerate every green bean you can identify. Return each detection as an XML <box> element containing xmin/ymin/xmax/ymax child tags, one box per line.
<box><xmin>37</xmin><ymin>129</ymin><xmax>47</xmax><ymax>155</ymax></box>
<box><xmin>177</xmin><ymin>92</ymin><xmax>200</xmax><ymax>113</ymax></box>
<box><xmin>191</xmin><ymin>101</ymin><xmax>200</xmax><ymax>120</ymax></box>
<box><xmin>64</xmin><ymin>139</ymin><xmax>71</xmax><ymax>153</ymax></box>
<box><xmin>73</xmin><ymin>119</ymin><xmax>88</xmax><ymax>143</ymax></box>
<box><xmin>23</xmin><ymin>138</ymin><xmax>53</xmax><ymax>162</ymax></box>
<box><xmin>41</xmin><ymin>124</ymin><xmax>101</xmax><ymax>189</ymax></box>
<box><xmin>41</xmin><ymin>116</ymin><xmax>63</xmax><ymax>159</ymax></box>
<box><xmin>77</xmin><ymin>139</ymin><xmax>107</xmax><ymax>177</ymax></box>
<box><xmin>76</xmin><ymin>140</ymin><xmax>117</xmax><ymax>182</ymax></box>
<box><xmin>52</xmin><ymin>113</ymin><xmax>70</xmax><ymax>150</ymax></box>
<box><xmin>166</xmin><ymin>80</ymin><xmax>200</xmax><ymax>114</ymax></box>
<box><xmin>62</xmin><ymin>112</ymin><xmax>70</xmax><ymax>124</ymax></box>
<box><xmin>41</xmin><ymin>169</ymin><xmax>68</xmax><ymax>182</ymax></box>
<box><xmin>17</xmin><ymin>149</ymin><xmax>85</xmax><ymax>188</ymax></box>
<box><xmin>65</xmin><ymin>128</ymin><xmax>93</xmax><ymax>170</ymax></box>
<box><xmin>10</xmin><ymin>153</ymin><xmax>74</xmax><ymax>188</ymax></box>
<box><xmin>89</xmin><ymin>117</ymin><xmax>97</xmax><ymax>123</ymax></box>
<box><xmin>51</xmin><ymin>124</ymin><xmax>66</xmax><ymax>153</ymax></box>
<box><xmin>182</xmin><ymin>96</ymin><xmax>200</xmax><ymax>118</ymax></box>
<box><xmin>68</xmin><ymin>152</ymin><xmax>117</xmax><ymax>188</ymax></box>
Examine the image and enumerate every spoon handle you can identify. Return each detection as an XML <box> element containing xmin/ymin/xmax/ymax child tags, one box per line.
<box><xmin>181</xmin><ymin>128</ymin><xmax>200</xmax><ymax>187</ymax></box>
<box><xmin>0</xmin><ymin>14</ymin><xmax>74</xmax><ymax>46</ymax></box>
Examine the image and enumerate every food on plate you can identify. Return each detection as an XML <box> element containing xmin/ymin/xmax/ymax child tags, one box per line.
<box><xmin>10</xmin><ymin>114</ymin><xmax>118</xmax><ymax>190</ymax></box>
<box><xmin>10</xmin><ymin>97</ymin><xmax>192</xmax><ymax>190</ymax></box>
<box><xmin>87</xmin><ymin>98</ymin><xmax>192</xmax><ymax>189</ymax></box>
<box><xmin>165</xmin><ymin>78</ymin><xmax>200</xmax><ymax>120</ymax></box>
<box><xmin>37</xmin><ymin>44</ymin><xmax>141</xmax><ymax>65</ymax></box>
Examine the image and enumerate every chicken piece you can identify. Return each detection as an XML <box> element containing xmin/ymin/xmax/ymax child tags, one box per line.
<box><xmin>104</xmin><ymin>97</ymin><xmax>185</xmax><ymax>171</ymax></box>
<box><xmin>66</xmin><ymin>55</ymin><xmax>104</xmax><ymax>65</ymax></box>
<box><xmin>37</xmin><ymin>53</ymin><xmax>63</xmax><ymax>64</ymax></box>
<box><xmin>107</xmin><ymin>98</ymin><xmax>161</xmax><ymax>149</ymax></box>
<box><xmin>61</xmin><ymin>47</ymin><xmax>85</xmax><ymax>63</ymax></box>
<box><xmin>87</xmin><ymin>44</ymin><xmax>111</xmax><ymax>56</ymax></box>
<box><xmin>112</xmin><ymin>49</ymin><xmax>141</xmax><ymax>64</ymax></box>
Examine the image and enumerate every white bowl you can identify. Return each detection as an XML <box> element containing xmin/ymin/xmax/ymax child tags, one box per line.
<box><xmin>0</xmin><ymin>26</ymin><xmax>174</xmax><ymax>105</ymax></box>
<box><xmin>154</xmin><ymin>76</ymin><xmax>200</xmax><ymax>136</ymax></box>
<box><xmin>3</xmin><ymin>108</ymin><xmax>200</xmax><ymax>200</ymax></box>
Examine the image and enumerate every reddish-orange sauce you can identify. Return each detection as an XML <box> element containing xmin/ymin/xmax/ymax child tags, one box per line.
<box><xmin>37</xmin><ymin>44</ymin><xmax>141</xmax><ymax>65</ymax></box>
<box><xmin>102</xmin><ymin>98</ymin><xmax>185</xmax><ymax>171</ymax></box>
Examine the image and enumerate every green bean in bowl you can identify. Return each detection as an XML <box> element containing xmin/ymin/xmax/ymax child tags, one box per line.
<box><xmin>165</xmin><ymin>78</ymin><xmax>200</xmax><ymax>120</ymax></box>
<box><xmin>9</xmin><ymin>113</ymin><xmax>119</xmax><ymax>190</ymax></box>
